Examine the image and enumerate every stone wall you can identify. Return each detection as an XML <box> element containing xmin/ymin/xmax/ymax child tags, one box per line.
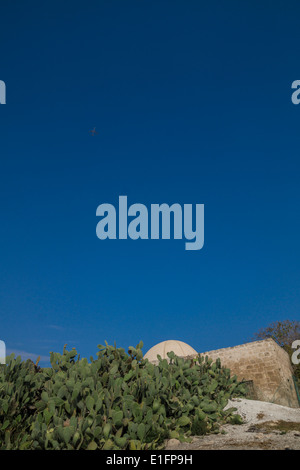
<box><xmin>197</xmin><ymin>338</ymin><xmax>299</xmax><ymax>408</ymax></box>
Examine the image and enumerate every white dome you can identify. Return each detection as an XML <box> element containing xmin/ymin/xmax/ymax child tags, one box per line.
<box><xmin>144</xmin><ymin>340</ymin><xmax>198</xmax><ymax>362</ymax></box>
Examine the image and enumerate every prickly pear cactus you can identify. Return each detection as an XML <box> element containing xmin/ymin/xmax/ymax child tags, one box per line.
<box><xmin>0</xmin><ymin>341</ymin><xmax>246</xmax><ymax>449</ymax></box>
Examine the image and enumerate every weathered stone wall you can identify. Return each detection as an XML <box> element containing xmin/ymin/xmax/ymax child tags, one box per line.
<box><xmin>197</xmin><ymin>338</ymin><xmax>299</xmax><ymax>408</ymax></box>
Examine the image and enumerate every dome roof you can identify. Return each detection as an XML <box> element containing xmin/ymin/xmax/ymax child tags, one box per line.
<box><xmin>144</xmin><ymin>340</ymin><xmax>198</xmax><ymax>362</ymax></box>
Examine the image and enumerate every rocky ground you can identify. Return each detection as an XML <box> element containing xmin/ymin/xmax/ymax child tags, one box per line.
<box><xmin>165</xmin><ymin>398</ymin><xmax>300</xmax><ymax>450</ymax></box>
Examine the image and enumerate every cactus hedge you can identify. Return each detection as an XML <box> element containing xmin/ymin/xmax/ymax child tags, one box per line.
<box><xmin>0</xmin><ymin>342</ymin><xmax>246</xmax><ymax>450</ymax></box>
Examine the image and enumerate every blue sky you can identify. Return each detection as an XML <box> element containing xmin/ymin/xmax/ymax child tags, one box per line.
<box><xmin>0</xmin><ymin>1</ymin><xmax>300</xmax><ymax>366</ymax></box>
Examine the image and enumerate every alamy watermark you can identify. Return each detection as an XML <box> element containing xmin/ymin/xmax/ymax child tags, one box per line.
<box><xmin>0</xmin><ymin>340</ymin><xmax>6</xmax><ymax>364</ymax></box>
<box><xmin>292</xmin><ymin>340</ymin><xmax>300</xmax><ymax>365</ymax></box>
<box><xmin>96</xmin><ymin>196</ymin><xmax>204</xmax><ymax>250</ymax></box>
<box><xmin>291</xmin><ymin>80</ymin><xmax>300</xmax><ymax>104</ymax></box>
<box><xmin>0</xmin><ymin>80</ymin><xmax>6</xmax><ymax>104</ymax></box>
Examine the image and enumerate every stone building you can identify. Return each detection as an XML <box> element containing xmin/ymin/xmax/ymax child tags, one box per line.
<box><xmin>144</xmin><ymin>338</ymin><xmax>299</xmax><ymax>408</ymax></box>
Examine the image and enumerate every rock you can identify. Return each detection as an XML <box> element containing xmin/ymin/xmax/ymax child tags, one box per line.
<box><xmin>166</xmin><ymin>439</ymin><xmax>181</xmax><ymax>448</ymax></box>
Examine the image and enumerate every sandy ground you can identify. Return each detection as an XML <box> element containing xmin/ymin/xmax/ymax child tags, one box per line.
<box><xmin>165</xmin><ymin>398</ymin><xmax>300</xmax><ymax>450</ymax></box>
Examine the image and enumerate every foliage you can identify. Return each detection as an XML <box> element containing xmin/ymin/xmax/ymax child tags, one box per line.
<box><xmin>0</xmin><ymin>342</ymin><xmax>246</xmax><ymax>450</ymax></box>
<box><xmin>253</xmin><ymin>320</ymin><xmax>300</xmax><ymax>349</ymax></box>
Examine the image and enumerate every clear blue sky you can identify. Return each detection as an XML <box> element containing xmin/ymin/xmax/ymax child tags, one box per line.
<box><xmin>0</xmin><ymin>1</ymin><xmax>299</xmax><ymax>365</ymax></box>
